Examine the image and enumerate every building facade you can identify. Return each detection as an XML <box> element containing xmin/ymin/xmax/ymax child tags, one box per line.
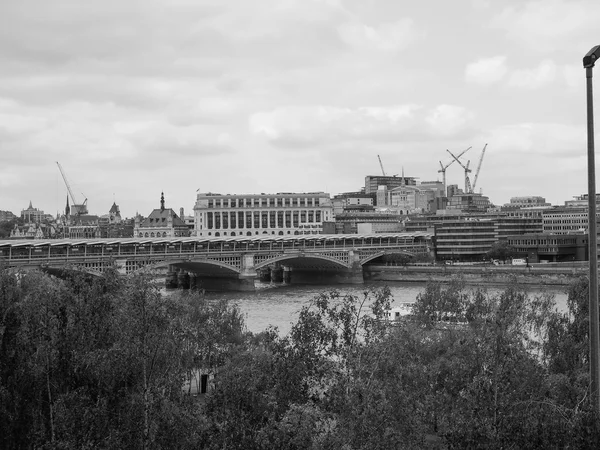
<box><xmin>135</xmin><ymin>193</ymin><xmax>190</xmax><ymax>238</ymax></box>
<box><xmin>504</xmin><ymin>196</ymin><xmax>550</xmax><ymax>208</ymax></box>
<box><xmin>193</xmin><ymin>192</ymin><xmax>334</xmax><ymax>237</ymax></box>
<box><xmin>365</xmin><ymin>175</ymin><xmax>416</xmax><ymax>195</ymax></box>
<box><xmin>541</xmin><ymin>207</ymin><xmax>600</xmax><ymax>234</ymax></box>
<box><xmin>21</xmin><ymin>202</ymin><xmax>46</xmax><ymax>223</ymax></box>
<box><xmin>434</xmin><ymin>218</ymin><xmax>497</xmax><ymax>261</ymax></box>
<box><xmin>505</xmin><ymin>233</ymin><xmax>587</xmax><ymax>263</ymax></box>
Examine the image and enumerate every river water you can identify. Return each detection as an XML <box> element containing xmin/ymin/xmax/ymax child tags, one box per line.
<box><xmin>199</xmin><ymin>281</ymin><xmax>570</xmax><ymax>336</ymax></box>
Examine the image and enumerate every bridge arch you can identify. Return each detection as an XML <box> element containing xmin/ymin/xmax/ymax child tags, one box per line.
<box><xmin>135</xmin><ymin>258</ymin><xmax>242</xmax><ymax>275</ymax></box>
<box><xmin>254</xmin><ymin>253</ymin><xmax>351</xmax><ymax>270</ymax></box>
<box><xmin>360</xmin><ymin>250</ymin><xmax>417</xmax><ymax>266</ymax></box>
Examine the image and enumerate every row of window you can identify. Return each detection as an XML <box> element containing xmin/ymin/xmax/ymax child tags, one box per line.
<box><xmin>204</xmin><ymin>197</ymin><xmax>323</xmax><ymax>208</ymax></box>
<box><xmin>204</xmin><ymin>210</ymin><xmax>323</xmax><ymax>230</ymax></box>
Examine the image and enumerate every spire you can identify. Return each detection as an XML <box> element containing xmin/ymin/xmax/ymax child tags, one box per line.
<box><xmin>160</xmin><ymin>192</ymin><xmax>165</xmax><ymax>211</ymax></box>
<box><xmin>65</xmin><ymin>195</ymin><xmax>70</xmax><ymax>216</ymax></box>
<box><xmin>28</xmin><ymin>200</ymin><xmax>33</xmax><ymax>209</ymax></box>
<box><xmin>401</xmin><ymin>167</ymin><xmax>405</xmax><ymax>186</ymax></box>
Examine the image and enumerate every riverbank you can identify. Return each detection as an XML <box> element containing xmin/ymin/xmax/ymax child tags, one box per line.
<box><xmin>363</xmin><ymin>264</ymin><xmax>585</xmax><ymax>287</ymax></box>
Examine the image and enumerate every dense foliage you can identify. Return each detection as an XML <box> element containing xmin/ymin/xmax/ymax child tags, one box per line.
<box><xmin>1</xmin><ymin>268</ymin><xmax>599</xmax><ymax>449</ymax></box>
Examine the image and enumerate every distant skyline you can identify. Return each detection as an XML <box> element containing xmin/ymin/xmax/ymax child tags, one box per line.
<box><xmin>1</xmin><ymin>0</ymin><xmax>598</xmax><ymax>217</ymax></box>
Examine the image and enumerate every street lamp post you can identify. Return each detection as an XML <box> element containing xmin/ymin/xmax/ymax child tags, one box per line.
<box><xmin>584</xmin><ymin>44</ymin><xmax>600</xmax><ymax>417</ymax></box>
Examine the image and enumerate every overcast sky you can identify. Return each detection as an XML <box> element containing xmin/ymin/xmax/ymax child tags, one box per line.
<box><xmin>0</xmin><ymin>0</ymin><xmax>598</xmax><ymax>218</ymax></box>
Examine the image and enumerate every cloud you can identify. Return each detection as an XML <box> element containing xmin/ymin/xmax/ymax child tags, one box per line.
<box><xmin>465</xmin><ymin>56</ymin><xmax>508</xmax><ymax>85</ymax></box>
<box><xmin>507</xmin><ymin>60</ymin><xmax>557</xmax><ymax>89</ymax></box>
<box><xmin>249</xmin><ymin>104</ymin><xmax>475</xmax><ymax>147</ymax></box>
<box><xmin>337</xmin><ymin>18</ymin><xmax>419</xmax><ymax>51</ymax></box>
<box><xmin>487</xmin><ymin>122</ymin><xmax>585</xmax><ymax>157</ymax></box>
<box><xmin>492</xmin><ymin>0</ymin><xmax>599</xmax><ymax>51</ymax></box>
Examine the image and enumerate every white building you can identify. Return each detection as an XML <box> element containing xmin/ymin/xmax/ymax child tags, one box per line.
<box><xmin>193</xmin><ymin>192</ymin><xmax>334</xmax><ymax>237</ymax></box>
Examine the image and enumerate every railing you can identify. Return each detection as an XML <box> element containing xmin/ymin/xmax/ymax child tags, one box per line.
<box><xmin>0</xmin><ymin>233</ymin><xmax>432</xmax><ymax>267</ymax></box>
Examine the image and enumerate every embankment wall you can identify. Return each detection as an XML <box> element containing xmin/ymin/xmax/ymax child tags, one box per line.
<box><xmin>363</xmin><ymin>264</ymin><xmax>587</xmax><ymax>286</ymax></box>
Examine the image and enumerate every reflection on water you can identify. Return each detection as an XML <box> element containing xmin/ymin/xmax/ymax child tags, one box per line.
<box><xmin>195</xmin><ymin>281</ymin><xmax>569</xmax><ymax>336</ymax></box>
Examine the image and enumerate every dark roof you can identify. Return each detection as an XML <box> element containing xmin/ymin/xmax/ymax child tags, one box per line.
<box><xmin>139</xmin><ymin>208</ymin><xmax>187</xmax><ymax>228</ymax></box>
<box><xmin>109</xmin><ymin>202</ymin><xmax>120</xmax><ymax>214</ymax></box>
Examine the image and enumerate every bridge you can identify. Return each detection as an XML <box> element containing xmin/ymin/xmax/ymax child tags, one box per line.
<box><xmin>0</xmin><ymin>232</ymin><xmax>433</xmax><ymax>291</ymax></box>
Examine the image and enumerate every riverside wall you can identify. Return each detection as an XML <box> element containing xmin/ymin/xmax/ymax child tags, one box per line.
<box><xmin>363</xmin><ymin>264</ymin><xmax>588</xmax><ymax>287</ymax></box>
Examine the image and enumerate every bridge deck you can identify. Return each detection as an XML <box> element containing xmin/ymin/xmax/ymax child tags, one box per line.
<box><xmin>0</xmin><ymin>232</ymin><xmax>432</xmax><ymax>267</ymax></box>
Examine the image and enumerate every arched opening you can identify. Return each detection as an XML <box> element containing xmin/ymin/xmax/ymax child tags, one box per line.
<box><xmin>215</xmin><ymin>232</ymin><xmax>220</xmax><ymax>237</ymax></box>
<box><xmin>150</xmin><ymin>232</ymin><xmax>155</xmax><ymax>237</ymax></box>
<box><xmin>163</xmin><ymin>232</ymin><xmax>167</xmax><ymax>237</ymax></box>
<box><xmin>247</xmin><ymin>232</ymin><xmax>252</xmax><ymax>236</ymax></box>
<box><xmin>231</xmin><ymin>231</ymin><xmax>236</xmax><ymax>236</ymax></box>
<box><xmin>278</xmin><ymin>231</ymin><xmax>284</xmax><ymax>235</ymax></box>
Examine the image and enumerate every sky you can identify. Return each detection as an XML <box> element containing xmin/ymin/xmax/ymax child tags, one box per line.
<box><xmin>0</xmin><ymin>0</ymin><xmax>599</xmax><ymax>218</ymax></box>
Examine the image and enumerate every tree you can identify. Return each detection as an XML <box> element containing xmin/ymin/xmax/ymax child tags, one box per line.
<box><xmin>486</xmin><ymin>240</ymin><xmax>517</xmax><ymax>263</ymax></box>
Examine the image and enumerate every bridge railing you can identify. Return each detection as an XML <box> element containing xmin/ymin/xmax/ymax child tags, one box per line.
<box><xmin>0</xmin><ymin>234</ymin><xmax>432</xmax><ymax>267</ymax></box>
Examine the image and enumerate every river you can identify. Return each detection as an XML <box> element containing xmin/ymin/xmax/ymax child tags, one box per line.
<box><xmin>197</xmin><ymin>281</ymin><xmax>570</xmax><ymax>336</ymax></box>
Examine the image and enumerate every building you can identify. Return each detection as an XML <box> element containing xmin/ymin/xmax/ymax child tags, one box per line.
<box><xmin>434</xmin><ymin>218</ymin><xmax>497</xmax><ymax>261</ymax></box>
<box><xmin>506</xmin><ymin>233</ymin><xmax>587</xmax><ymax>263</ymax></box>
<box><xmin>66</xmin><ymin>215</ymin><xmax>100</xmax><ymax>239</ymax></box>
<box><xmin>331</xmin><ymin>211</ymin><xmax>402</xmax><ymax>234</ymax></box>
<box><xmin>365</xmin><ymin>175</ymin><xmax>416</xmax><ymax>195</ymax></box>
<box><xmin>332</xmin><ymin>192</ymin><xmax>375</xmax><ymax>215</ymax></box>
<box><xmin>193</xmin><ymin>192</ymin><xmax>334</xmax><ymax>237</ymax></box>
<box><xmin>389</xmin><ymin>184</ymin><xmax>439</xmax><ymax>215</ymax></box>
<box><xmin>446</xmin><ymin>193</ymin><xmax>491</xmax><ymax>213</ymax></box>
<box><xmin>21</xmin><ymin>201</ymin><xmax>46</xmax><ymax>223</ymax></box>
<box><xmin>405</xmin><ymin>213</ymin><xmax>543</xmax><ymax>261</ymax></box>
<box><xmin>541</xmin><ymin>207</ymin><xmax>600</xmax><ymax>234</ymax></box>
<box><xmin>504</xmin><ymin>196</ymin><xmax>550</xmax><ymax>208</ymax></box>
<box><xmin>135</xmin><ymin>193</ymin><xmax>190</xmax><ymax>238</ymax></box>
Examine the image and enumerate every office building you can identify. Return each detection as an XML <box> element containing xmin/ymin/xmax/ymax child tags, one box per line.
<box><xmin>193</xmin><ymin>192</ymin><xmax>334</xmax><ymax>237</ymax></box>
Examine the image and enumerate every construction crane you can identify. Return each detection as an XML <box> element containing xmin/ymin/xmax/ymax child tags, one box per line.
<box><xmin>447</xmin><ymin>149</ymin><xmax>472</xmax><ymax>193</ymax></box>
<box><xmin>56</xmin><ymin>162</ymin><xmax>88</xmax><ymax>215</ymax></box>
<box><xmin>471</xmin><ymin>143</ymin><xmax>488</xmax><ymax>193</ymax></box>
<box><xmin>438</xmin><ymin>146</ymin><xmax>471</xmax><ymax>195</ymax></box>
<box><xmin>377</xmin><ymin>155</ymin><xmax>386</xmax><ymax>176</ymax></box>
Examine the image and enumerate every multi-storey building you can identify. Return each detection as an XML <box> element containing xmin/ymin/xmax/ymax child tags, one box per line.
<box><xmin>365</xmin><ymin>175</ymin><xmax>416</xmax><ymax>195</ymax></box>
<box><xmin>389</xmin><ymin>185</ymin><xmax>437</xmax><ymax>214</ymax></box>
<box><xmin>564</xmin><ymin>193</ymin><xmax>600</xmax><ymax>208</ymax></box>
<box><xmin>504</xmin><ymin>196</ymin><xmax>550</xmax><ymax>208</ymax></box>
<box><xmin>332</xmin><ymin>211</ymin><xmax>402</xmax><ymax>234</ymax></box>
<box><xmin>404</xmin><ymin>213</ymin><xmax>543</xmax><ymax>261</ymax></box>
<box><xmin>21</xmin><ymin>202</ymin><xmax>46</xmax><ymax>223</ymax></box>
<box><xmin>135</xmin><ymin>193</ymin><xmax>190</xmax><ymax>238</ymax></box>
<box><xmin>332</xmin><ymin>192</ymin><xmax>375</xmax><ymax>215</ymax></box>
<box><xmin>434</xmin><ymin>218</ymin><xmax>497</xmax><ymax>261</ymax></box>
<box><xmin>506</xmin><ymin>233</ymin><xmax>587</xmax><ymax>263</ymax></box>
<box><xmin>193</xmin><ymin>192</ymin><xmax>334</xmax><ymax>237</ymax></box>
<box><xmin>541</xmin><ymin>207</ymin><xmax>600</xmax><ymax>234</ymax></box>
<box><xmin>446</xmin><ymin>193</ymin><xmax>491</xmax><ymax>213</ymax></box>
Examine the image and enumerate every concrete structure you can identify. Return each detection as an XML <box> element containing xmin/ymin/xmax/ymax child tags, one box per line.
<box><xmin>506</xmin><ymin>233</ymin><xmax>587</xmax><ymax>263</ymax></box>
<box><xmin>504</xmin><ymin>196</ymin><xmax>550</xmax><ymax>208</ymax></box>
<box><xmin>332</xmin><ymin>192</ymin><xmax>375</xmax><ymax>214</ymax></box>
<box><xmin>435</xmin><ymin>218</ymin><xmax>497</xmax><ymax>261</ymax></box>
<box><xmin>405</xmin><ymin>214</ymin><xmax>543</xmax><ymax>262</ymax></box>
<box><xmin>135</xmin><ymin>193</ymin><xmax>190</xmax><ymax>238</ymax></box>
<box><xmin>332</xmin><ymin>211</ymin><xmax>402</xmax><ymax>234</ymax></box>
<box><xmin>446</xmin><ymin>193</ymin><xmax>491</xmax><ymax>213</ymax></box>
<box><xmin>0</xmin><ymin>233</ymin><xmax>433</xmax><ymax>291</ymax></box>
<box><xmin>542</xmin><ymin>207</ymin><xmax>600</xmax><ymax>234</ymax></box>
<box><xmin>193</xmin><ymin>192</ymin><xmax>334</xmax><ymax>237</ymax></box>
<box><xmin>365</xmin><ymin>175</ymin><xmax>416</xmax><ymax>195</ymax></box>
